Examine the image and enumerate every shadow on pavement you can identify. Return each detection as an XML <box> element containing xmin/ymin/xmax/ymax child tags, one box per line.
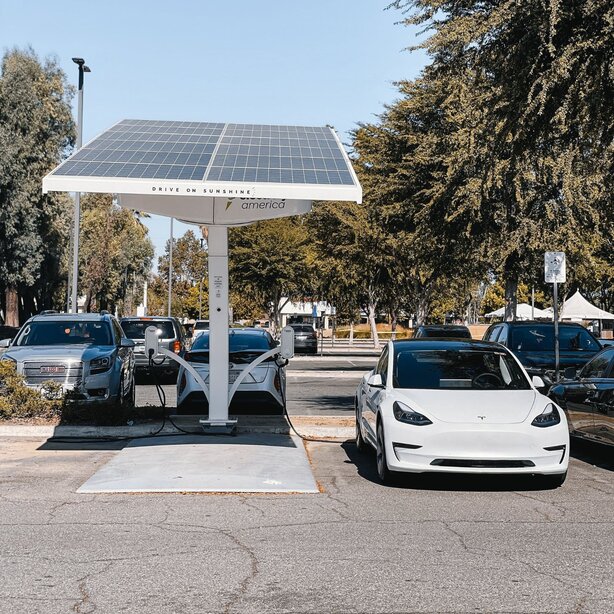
<box><xmin>341</xmin><ymin>441</ymin><xmax>570</xmax><ymax>492</ymax></box>
<box><xmin>570</xmin><ymin>437</ymin><xmax>613</xmax><ymax>472</ymax></box>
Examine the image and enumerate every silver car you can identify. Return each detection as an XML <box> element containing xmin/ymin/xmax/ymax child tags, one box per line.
<box><xmin>0</xmin><ymin>312</ymin><xmax>135</xmax><ymax>407</ymax></box>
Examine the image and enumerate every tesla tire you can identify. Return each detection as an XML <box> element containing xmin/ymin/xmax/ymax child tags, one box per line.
<box><xmin>541</xmin><ymin>471</ymin><xmax>567</xmax><ymax>489</ymax></box>
<box><xmin>376</xmin><ymin>421</ymin><xmax>397</xmax><ymax>484</ymax></box>
<box><xmin>355</xmin><ymin>403</ymin><xmax>368</xmax><ymax>452</ymax></box>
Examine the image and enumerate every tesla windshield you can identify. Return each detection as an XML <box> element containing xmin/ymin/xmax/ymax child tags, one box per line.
<box><xmin>14</xmin><ymin>321</ymin><xmax>113</xmax><ymax>346</ymax></box>
<box><xmin>393</xmin><ymin>349</ymin><xmax>531</xmax><ymax>390</ymax></box>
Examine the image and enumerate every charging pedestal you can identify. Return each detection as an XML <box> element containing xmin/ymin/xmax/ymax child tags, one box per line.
<box><xmin>145</xmin><ymin>324</ymin><xmax>295</xmax><ymax>432</ymax></box>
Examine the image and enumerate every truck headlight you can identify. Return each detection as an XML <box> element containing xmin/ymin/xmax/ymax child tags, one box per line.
<box><xmin>393</xmin><ymin>401</ymin><xmax>432</xmax><ymax>426</ymax></box>
<box><xmin>0</xmin><ymin>355</ymin><xmax>16</xmax><ymax>363</ymax></box>
<box><xmin>531</xmin><ymin>403</ymin><xmax>561</xmax><ymax>428</ymax></box>
<box><xmin>90</xmin><ymin>356</ymin><xmax>112</xmax><ymax>375</ymax></box>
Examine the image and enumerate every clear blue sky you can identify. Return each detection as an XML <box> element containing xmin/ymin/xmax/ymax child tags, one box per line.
<box><xmin>2</xmin><ymin>0</ymin><xmax>428</xmax><ymax>263</ymax></box>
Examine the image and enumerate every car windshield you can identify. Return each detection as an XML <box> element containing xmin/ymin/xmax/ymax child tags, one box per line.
<box><xmin>393</xmin><ymin>348</ymin><xmax>531</xmax><ymax>390</ymax></box>
<box><xmin>121</xmin><ymin>320</ymin><xmax>175</xmax><ymax>339</ymax></box>
<box><xmin>511</xmin><ymin>326</ymin><xmax>600</xmax><ymax>352</ymax></box>
<box><xmin>14</xmin><ymin>320</ymin><xmax>113</xmax><ymax>346</ymax></box>
<box><xmin>189</xmin><ymin>332</ymin><xmax>273</xmax><ymax>364</ymax></box>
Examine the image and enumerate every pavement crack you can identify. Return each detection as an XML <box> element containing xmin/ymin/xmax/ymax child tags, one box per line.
<box><xmin>71</xmin><ymin>561</ymin><xmax>113</xmax><ymax>614</ymax></box>
<box><xmin>219</xmin><ymin>529</ymin><xmax>260</xmax><ymax>614</ymax></box>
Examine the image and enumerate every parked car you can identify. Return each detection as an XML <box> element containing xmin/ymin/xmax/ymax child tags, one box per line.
<box><xmin>0</xmin><ymin>312</ymin><xmax>135</xmax><ymax>406</ymax></box>
<box><xmin>356</xmin><ymin>339</ymin><xmax>569</xmax><ymax>487</ymax></box>
<box><xmin>598</xmin><ymin>338</ymin><xmax>614</xmax><ymax>347</ymax></box>
<box><xmin>482</xmin><ymin>321</ymin><xmax>602</xmax><ymax>388</ymax></box>
<box><xmin>176</xmin><ymin>328</ymin><xmax>286</xmax><ymax>415</ymax></box>
<box><xmin>191</xmin><ymin>319</ymin><xmax>210</xmax><ymax>340</ymax></box>
<box><xmin>548</xmin><ymin>346</ymin><xmax>614</xmax><ymax>447</ymax></box>
<box><xmin>288</xmin><ymin>323</ymin><xmax>318</xmax><ymax>354</ymax></box>
<box><xmin>413</xmin><ymin>325</ymin><xmax>472</xmax><ymax>339</ymax></box>
<box><xmin>120</xmin><ymin>316</ymin><xmax>186</xmax><ymax>381</ymax></box>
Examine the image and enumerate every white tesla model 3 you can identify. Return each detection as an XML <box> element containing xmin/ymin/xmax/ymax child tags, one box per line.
<box><xmin>356</xmin><ymin>339</ymin><xmax>569</xmax><ymax>487</ymax></box>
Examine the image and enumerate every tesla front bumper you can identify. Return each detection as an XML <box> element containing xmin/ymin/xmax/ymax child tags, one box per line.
<box><xmin>382</xmin><ymin>416</ymin><xmax>569</xmax><ymax>475</ymax></box>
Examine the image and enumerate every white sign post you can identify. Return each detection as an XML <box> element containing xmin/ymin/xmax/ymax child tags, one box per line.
<box><xmin>545</xmin><ymin>252</ymin><xmax>566</xmax><ymax>382</ymax></box>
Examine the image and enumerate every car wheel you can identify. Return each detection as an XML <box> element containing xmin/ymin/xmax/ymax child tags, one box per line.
<box><xmin>541</xmin><ymin>471</ymin><xmax>567</xmax><ymax>489</ymax></box>
<box><xmin>125</xmin><ymin>376</ymin><xmax>136</xmax><ymax>409</ymax></box>
<box><xmin>376</xmin><ymin>421</ymin><xmax>396</xmax><ymax>484</ymax></box>
<box><xmin>355</xmin><ymin>402</ymin><xmax>368</xmax><ymax>452</ymax></box>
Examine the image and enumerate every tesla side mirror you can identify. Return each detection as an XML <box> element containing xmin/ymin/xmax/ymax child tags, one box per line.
<box><xmin>0</xmin><ymin>338</ymin><xmax>11</xmax><ymax>348</ymax></box>
<box><xmin>531</xmin><ymin>375</ymin><xmax>546</xmax><ymax>389</ymax></box>
<box><xmin>120</xmin><ymin>338</ymin><xmax>135</xmax><ymax>348</ymax></box>
<box><xmin>367</xmin><ymin>373</ymin><xmax>384</xmax><ymax>388</ymax></box>
<box><xmin>563</xmin><ymin>367</ymin><xmax>577</xmax><ymax>380</ymax></box>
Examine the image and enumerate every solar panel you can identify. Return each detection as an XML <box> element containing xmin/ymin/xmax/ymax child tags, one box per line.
<box><xmin>51</xmin><ymin>119</ymin><xmax>356</xmax><ymax>186</ymax></box>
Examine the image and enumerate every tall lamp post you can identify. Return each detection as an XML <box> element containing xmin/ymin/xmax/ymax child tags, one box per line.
<box><xmin>69</xmin><ymin>57</ymin><xmax>91</xmax><ymax>313</ymax></box>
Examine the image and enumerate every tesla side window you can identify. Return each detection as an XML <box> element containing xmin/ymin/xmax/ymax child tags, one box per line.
<box><xmin>393</xmin><ymin>349</ymin><xmax>531</xmax><ymax>390</ymax></box>
<box><xmin>580</xmin><ymin>349</ymin><xmax>614</xmax><ymax>379</ymax></box>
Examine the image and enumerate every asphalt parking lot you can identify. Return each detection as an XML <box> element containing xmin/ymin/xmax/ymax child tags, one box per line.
<box><xmin>0</xmin><ymin>435</ymin><xmax>612</xmax><ymax>613</ymax></box>
<box><xmin>2</xmin><ymin>355</ymin><xmax>613</xmax><ymax>613</ymax></box>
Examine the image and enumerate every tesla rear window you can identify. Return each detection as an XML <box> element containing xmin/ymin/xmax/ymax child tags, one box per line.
<box><xmin>393</xmin><ymin>349</ymin><xmax>530</xmax><ymax>390</ymax></box>
<box><xmin>121</xmin><ymin>320</ymin><xmax>175</xmax><ymax>339</ymax></box>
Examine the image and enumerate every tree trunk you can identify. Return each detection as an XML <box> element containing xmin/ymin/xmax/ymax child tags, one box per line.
<box><xmin>368</xmin><ymin>302</ymin><xmax>379</xmax><ymax>349</ymax></box>
<box><xmin>5</xmin><ymin>287</ymin><xmax>19</xmax><ymax>327</ymax></box>
<box><xmin>390</xmin><ymin>309</ymin><xmax>397</xmax><ymax>340</ymax></box>
<box><xmin>504</xmin><ymin>276</ymin><xmax>518</xmax><ymax>321</ymax></box>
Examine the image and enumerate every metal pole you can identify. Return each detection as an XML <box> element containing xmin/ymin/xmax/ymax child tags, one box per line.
<box><xmin>168</xmin><ymin>218</ymin><xmax>173</xmax><ymax>317</ymax></box>
<box><xmin>70</xmin><ymin>77</ymin><xmax>84</xmax><ymax>314</ymax></box>
<box><xmin>531</xmin><ymin>286</ymin><xmax>535</xmax><ymax>319</ymax></box>
<box><xmin>205</xmin><ymin>224</ymin><xmax>230</xmax><ymax>425</ymax></box>
<box><xmin>199</xmin><ymin>278</ymin><xmax>203</xmax><ymax>320</ymax></box>
<box><xmin>554</xmin><ymin>281</ymin><xmax>560</xmax><ymax>382</ymax></box>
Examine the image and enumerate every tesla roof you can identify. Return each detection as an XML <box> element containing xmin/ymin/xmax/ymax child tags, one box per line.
<box><xmin>43</xmin><ymin>119</ymin><xmax>362</xmax><ymax>203</ymax></box>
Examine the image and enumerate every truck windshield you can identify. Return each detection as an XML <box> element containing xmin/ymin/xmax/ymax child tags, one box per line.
<box><xmin>15</xmin><ymin>321</ymin><xmax>113</xmax><ymax>346</ymax></box>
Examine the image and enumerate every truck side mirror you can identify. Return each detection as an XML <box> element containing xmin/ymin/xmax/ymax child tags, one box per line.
<box><xmin>144</xmin><ymin>325</ymin><xmax>159</xmax><ymax>360</ymax></box>
<box><xmin>0</xmin><ymin>338</ymin><xmax>11</xmax><ymax>348</ymax></box>
<box><xmin>280</xmin><ymin>326</ymin><xmax>295</xmax><ymax>359</ymax></box>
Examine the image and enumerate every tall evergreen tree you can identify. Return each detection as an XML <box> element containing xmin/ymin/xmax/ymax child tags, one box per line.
<box><xmin>0</xmin><ymin>48</ymin><xmax>74</xmax><ymax>325</ymax></box>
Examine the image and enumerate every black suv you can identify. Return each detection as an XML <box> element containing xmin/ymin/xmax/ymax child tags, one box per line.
<box><xmin>483</xmin><ymin>321</ymin><xmax>602</xmax><ymax>387</ymax></box>
<box><xmin>120</xmin><ymin>317</ymin><xmax>187</xmax><ymax>381</ymax></box>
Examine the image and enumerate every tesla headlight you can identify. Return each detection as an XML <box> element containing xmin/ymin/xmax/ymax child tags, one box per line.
<box><xmin>531</xmin><ymin>403</ymin><xmax>561</xmax><ymax>428</ymax></box>
<box><xmin>90</xmin><ymin>356</ymin><xmax>112</xmax><ymax>374</ymax></box>
<box><xmin>393</xmin><ymin>401</ymin><xmax>432</xmax><ymax>426</ymax></box>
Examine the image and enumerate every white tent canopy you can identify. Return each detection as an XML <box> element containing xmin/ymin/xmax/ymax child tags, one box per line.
<box><xmin>560</xmin><ymin>290</ymin><xmax>614</xmax><ymax>320</ymax></box>
<box><xmin>485</xmin><ymin>303</ymin><xmax>550</xmax><ymax>320</ymax></box>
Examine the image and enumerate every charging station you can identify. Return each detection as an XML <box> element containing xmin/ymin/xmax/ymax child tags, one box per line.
<box><xmin>43</xmin><ymin>119</ymin><xmax>362</xmax><ymax>434</ymax></box>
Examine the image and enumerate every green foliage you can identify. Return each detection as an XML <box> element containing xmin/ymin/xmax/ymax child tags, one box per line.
<box><xmin>229</xmin><ymin>218</ymin><xmax>316</xmax><ymax>331</ymax></box>
<box><xmin>79</xmin><ymin>194</ymin><xmax>154</xmax><ymax>314</ymax></box>
<box><xmin>0</xmin><ymin>361</ymin><xmax>63</xmax><ymax>420</ymax></box>
<box><xmin>0</xmin><ymin>47</ymin><xmax>75</xmax><ymax>324</ymax></box>
<box><xmin>150</xmin><ymin>229</ymin><xmax>207</xmax><ymax>318</ymax></box>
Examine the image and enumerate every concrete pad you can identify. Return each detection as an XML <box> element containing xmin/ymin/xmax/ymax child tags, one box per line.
<box><xmin>77</xmin><ymin>433</ymin><xmax>319</xmax><ymax>494</ymax></box>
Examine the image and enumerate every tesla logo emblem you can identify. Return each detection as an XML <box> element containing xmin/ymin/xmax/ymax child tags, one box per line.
<box><xmin>477</xmin><ymin>415</ymin><xmax>486</xmax><ymax>421</ymax></box>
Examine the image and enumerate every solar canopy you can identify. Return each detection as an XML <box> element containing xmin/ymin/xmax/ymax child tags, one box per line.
<box><xmin>43</xmin><ymin>119</ymin><xmax>362</xmax><ymax>203</ymax></box>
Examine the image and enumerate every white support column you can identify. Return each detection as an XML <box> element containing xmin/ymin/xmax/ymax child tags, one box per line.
<box><xmin>204</xmin><ymin>224</ymin><xmax>233</xmax><ymax>426</ymax></box>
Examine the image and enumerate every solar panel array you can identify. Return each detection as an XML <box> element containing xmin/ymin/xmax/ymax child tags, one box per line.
<box><xmin>53</xmin><ymin>119</ymin><xmax>355</xmax><ymax>186</ymax></box>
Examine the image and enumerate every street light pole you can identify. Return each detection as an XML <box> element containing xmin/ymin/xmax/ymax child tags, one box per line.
<box><xmin>70</xmin><ymin>58</ymin><xmax>90</xmax><ymax>314</ymax></box>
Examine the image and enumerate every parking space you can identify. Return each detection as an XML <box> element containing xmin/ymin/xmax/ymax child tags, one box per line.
<box><xmin>135</xmin><ymin>355</ymin><xmax>374</xmax><ymax>416</ymax></box>
<box><xmin>0</xmin><ymin>435</ymin><xmax>612</xmax><ymax>613</ymax></box>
